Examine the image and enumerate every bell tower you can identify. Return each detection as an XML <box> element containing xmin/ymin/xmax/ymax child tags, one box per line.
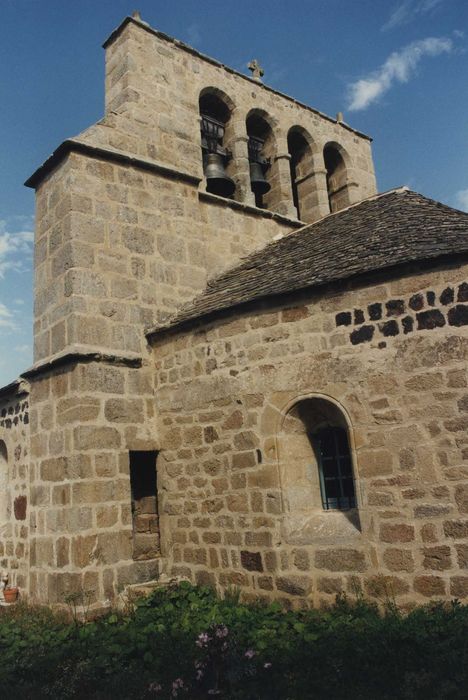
<box><xmin>28</xmin><ymin>12</ymin><xmax>377</xmax><ymax>367</ymax></box>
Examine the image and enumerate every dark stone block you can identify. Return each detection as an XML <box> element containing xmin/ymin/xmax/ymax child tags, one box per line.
<box><xmin>335</xmin><ymin>311</ymin><xmax>352</xmax><ymax>327</ymax></box>
<box><xmin>368</xmin><ymin>303</ymin><xmax>382</xmax><ymax>320</ymax></box>
<box><xmin>440</xmin><ymin>287</ymin><xmax>454</xmax><ymax>305</ymax></box>
<box><xmin>448</xmin><ymin>305</ymin><xmax>468</xmax><ymax>327</ymax></box>
<box><xmin>350</xmin><ymin>325</ymin><xmax>374</xmax><ymax>345</ymax></box>
<box><xmin>402</xmin><ymin>316</ymin><xmax>414</xmax><ymax>334</ymax></box>
<box><xmin>426</xmin><ymin>291</ymin><xmax>436</xmax><ymax>306</ymax></box>
<box><xmin>241</xmin><ymin>550</ymin><xmax>263</xmax><ymax>572</ymax></box>
<box><xmin>379</xmin><ymin>320</ymin><xmax>399</xmax><ymax>337</ymax></box>
<box><xmin>14</xmin><ymin>495</ymin><xmax>27</xmax><ymax>521</ymax></box>
<box><xmin>409</xmin><ymin>294</ymin><xmax>424</xmax><ymax>311</ymax></box>
<box><xmin>386</xmin><ymin>299</ymin><xmax>405</xmax><ymax>317</ymax></box>
<box><xmin>416</xmin><ymin>309</ymin><xmax>446</xmax><ymax>330</ymax></box>
<box><xmin>354</xmin><ymin>309</ymin><xmax>365</xmax><ymax>325</ymax></box>
<box><xmin>276</xmin><ymin>576</ymin><xmax>310</xmax><ymax>595</ymax></box>
<box><xmin>457</xmin><ymin>283</ymin><xmax>468</xmax><ymax>302</ymax></box>
<box><xmin>195</xmin><ymin>570</ymin><xmax>216</xmax><ymax>587</ymax></box>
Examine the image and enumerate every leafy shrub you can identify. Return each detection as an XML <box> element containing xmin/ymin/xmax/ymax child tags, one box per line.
<box><xmin>0</xmin><ymin>583</ymin><xmax>467</xmax><ymax>699</ymax></box>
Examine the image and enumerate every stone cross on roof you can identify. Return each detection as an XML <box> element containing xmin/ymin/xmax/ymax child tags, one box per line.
<box><xmin>248</xmin><ymin>59</ymin><xmax>264</xmax><ymax>82</ymax></box>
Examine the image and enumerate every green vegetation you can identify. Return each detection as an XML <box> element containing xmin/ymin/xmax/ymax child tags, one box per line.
<box><xmin>0</xmin><ymin>582</ymin><xmax>467</xmax><ymax>699</ymax></box>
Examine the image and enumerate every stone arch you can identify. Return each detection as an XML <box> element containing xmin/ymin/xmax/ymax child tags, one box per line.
<box><xmin>245</xmin><ymin>108</ymin><xmax>279</xmax><ymax>210</ymax></box>
<box><xmin>199</xmin><ymin>87</ymin><xmax>237</xmax><ymax>198</ymax></box>
<box><xmin>323</xmin><ymin>141</ymin><xmax>352</xmax><ymax>213</ymax></box>
<box><xmin>0</xmin><ymin>439</ymin><xmax>9</xmax><ymax>530</ymax></box>
<box><xmin>199</xmin><ymin>86</ymin><xmax>236</xmax><ymax>115</ymax></box>
<box><xmin>277</xmin><ymin>393</ymin><xmax>358</xmax><ymax>513</ymax></box>
<box><xmin>287</xmin><ymin>126</ymin><xmax>320</xmax><ymax>222</ymax></box>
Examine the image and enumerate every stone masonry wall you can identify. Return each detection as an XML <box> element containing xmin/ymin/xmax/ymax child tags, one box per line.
<box><xmin>27</xmin><ymin>358</ymin><xmax>162</xmax><ymax>605</ymax></box>
<box><xmin>152</xmin><ymin>260</ymin><xmax>468</xmax><ymax>607</ymax></box>
<box><xmin>25</xmin><ymin>13</ymin><xmax>378</xmax><ymax>607</ymax></box>
<box><xmin>0</xmin><ymin>386</ymin><xmax>30</xmax><ymax>590</ymax></box>
<box><xmin>33</xmin><ymin>152</ymin><xmax>298</xmax><ymax>364</ymax></box>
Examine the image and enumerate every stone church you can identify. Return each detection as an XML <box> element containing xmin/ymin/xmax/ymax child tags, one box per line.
<box><xmin>1</xmin><ymin>13</ymin><xmax>467</xmax><ymax>608</ymax></box>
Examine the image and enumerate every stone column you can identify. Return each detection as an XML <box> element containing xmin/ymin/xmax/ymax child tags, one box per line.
<box><xmin>267</xmin><ymin>151</ymin><xmax>297</xmax><ymax>219</ymax></box>
<box><xmin>226</xmin><ymin>132</ymin><xmax>255</xmax><ymax>206</ymax></box>
<box><xmin>344</xmin><ymin>168</ymin><xmax>362</xmax><ymax>205</ymax></box>
<box><xmin>295</xmin><ymin>167</ymin><xmax>330</xmax><ymax>223</ymax></box>
<box><xmin>223</xmin><ymin>112</ymin><xmax>254</xmax><ymax>206</ymax></box>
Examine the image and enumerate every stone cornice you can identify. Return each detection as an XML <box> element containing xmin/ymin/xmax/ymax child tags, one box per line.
<box><xmin>0</xmin><ymin>378</ymin><xmax>29</xmax><ymax>401</ymax></box>
<box><xmin>25</xmin><ymin>139</ymin><xmax>202</xmax><ymax>190</ymax></box>
<box><xmin>102</xmin><ymin>16</ymin><xmax>372</xmax><ymax>142</ymax></box>
<box><xmin>21</xmin><ymin>348</ymin><xmax>143</xmax><ymax>380</ymax></box>
<box><xmin>198</xmin><ymin>191</ymin><xmax>303</xmax><ymax>227</ymax></box>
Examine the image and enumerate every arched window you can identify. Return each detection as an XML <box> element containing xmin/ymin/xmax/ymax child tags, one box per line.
<box><xmin>280</xmin><ymin>397</ymin><xmax>357</xmax><ymax>513</ymax></box>
<box><xmin>313</xmin><ymin>426</ymin><xmax>355</xmax><ymax>510</ymax></box>
<box><xmin>287</xmin><ymin>128</ymin><xmax>314</xmax><ymax>221</ymax></box>
<box><xmin>246</xmin><ymin>111</ymin><xmax>275</xmax><ymax>209</ymax></box>
<box><xmin>199</xmin><ymin>90</ymin><xmax>235</xmax><ymax>198</ymax></box>
<box><xmin>323</xmin><ymin>143</ymin><xmax>351</xmax><ymax>213</ymax></box>
<box><xmin>0</xmin><ymin>440</ymin><xmax>8</xmax><ymax>527</ymax></box>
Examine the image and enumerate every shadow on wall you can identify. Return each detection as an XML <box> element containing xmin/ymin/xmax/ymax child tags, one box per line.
<box><xmin>0</xmin><ymin>440</ymin><xmax>9</xmax><ymax>535</ymax></box>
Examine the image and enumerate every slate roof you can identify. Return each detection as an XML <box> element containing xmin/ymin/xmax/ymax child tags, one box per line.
<box><xmin>147</xmin><ymin>188</ymin><xmax>468</xmax><ymax>336</ymax></box>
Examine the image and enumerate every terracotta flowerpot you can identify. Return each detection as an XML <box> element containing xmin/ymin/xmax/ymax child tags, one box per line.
<box><xmin>4</xmin><ymin>587</ymin><xmax>18</xmax><ymax>604</ymax></box>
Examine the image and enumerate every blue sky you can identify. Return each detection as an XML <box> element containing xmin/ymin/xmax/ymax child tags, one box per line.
<box><xmin>0</xmin><ymin>0</ymin><xmax>467</xmax><ymax>386</ymax></box>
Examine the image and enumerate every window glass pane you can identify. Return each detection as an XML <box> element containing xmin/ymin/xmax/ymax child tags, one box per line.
<box><xmin>314</xmin><ymin>425</ymin><xmax>356</xmax><ymax>511</ymax></box>
<box><xmin>339</xmin><ymin>456</ymin><xmax>353</xmax><ymax>478</ymax></box>
<box><xmin>325</xmin><ymin>478</ymin><xmax>340</xmax><ymax>499</ymax></box>
<box><xmin>322</xmin><ymin>458</ymin><xmax>339</xmax><ymax>478</ymax></box>
<box><xmin>343</xmin><ymin>477</ymin><xmax>355</xmax><ymax>498</ymax></box>
<box><xmin>319</xmin><ymin>430</ymin><xmax>335</xmax><ymax>457</ymax></box>
<box><xmin>336</xmin><ymin>428</ymin><xmax>349</xmax><ymax>455</ymax></box>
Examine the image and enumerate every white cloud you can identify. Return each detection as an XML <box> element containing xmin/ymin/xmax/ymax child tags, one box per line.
<box><xmin>382</xmin><ymin>0</ymin><xmax>446</xmax><ymax>31</ymax></box>
<box><xmin>347</xmin><ymin>36</ymin><xmax>453</xmax><ymax>111</ymax></box>
<box><xmin>0</xmin><ymin>302</ymin><xmax>17</xmax><ymax>330</ymax></box>
<box><xmin>0</xmin><ymin>219</ymin><xmax>34</xmax><ymax>278</ymax></box>
<box><xmin>455</xmin><ymin>189</ymin><xmax>468</xmax><ymax>212</ymax></box>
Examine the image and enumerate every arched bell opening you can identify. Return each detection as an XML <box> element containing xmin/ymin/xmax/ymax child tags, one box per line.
<box><xmin>323</xmin><ymin>142</ymin><xmax>351</xmax><ymax>213</ymax></box>
<box><xmin>199</xmin><ymin>90</ymin><xmax>236</xmax><ymax>198</ymax></box>
<box><xmin>287</xmin><ymin>127</ymin><xmax>316</xmax><ymax>222</ymax></box>
<box><xmin>245</xmin><ymin>111</ymin><xmax>276</xmax><ymax>210</ymax></box>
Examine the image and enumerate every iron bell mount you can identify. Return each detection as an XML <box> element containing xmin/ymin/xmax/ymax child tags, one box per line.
<box><xmin>248</xmin><ymin>135</ymin><xmax>270</xmax><ymax>195</ymax></box>
<box><xmin>200</xmin><ymin>114</ymin><xmax>235</xmax><ymax>197</ymax></box>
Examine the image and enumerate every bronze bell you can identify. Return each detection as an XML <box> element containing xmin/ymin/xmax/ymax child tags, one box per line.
<box><xmin>249</xmin><ymin>161</ymin><xmax>270</xmax><ymax>195</ymax></box>
<box><xmin>204</xmin><ymin>153</ymin><xmax>235</xmax><ymax>197</ymax></box>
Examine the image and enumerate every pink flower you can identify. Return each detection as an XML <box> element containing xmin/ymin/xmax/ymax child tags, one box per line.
<box><xmin>196</xmin><ymin>632</ymin><xmax>210</xmax><ymax>647</ymax></box>
<box><xmin>171</xmin><ymin>678</ymin><xmax>184</xmax><ymax>698</ymax></box>
<box><xmin>264</xmin><ymin>662</ymin><xmax>272</xmax><ymax>669</ymax></box>
<box><xmin>245</xmin><ymin>649</ymin><xmax>255</xmax><ymax>659</ymax></box>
